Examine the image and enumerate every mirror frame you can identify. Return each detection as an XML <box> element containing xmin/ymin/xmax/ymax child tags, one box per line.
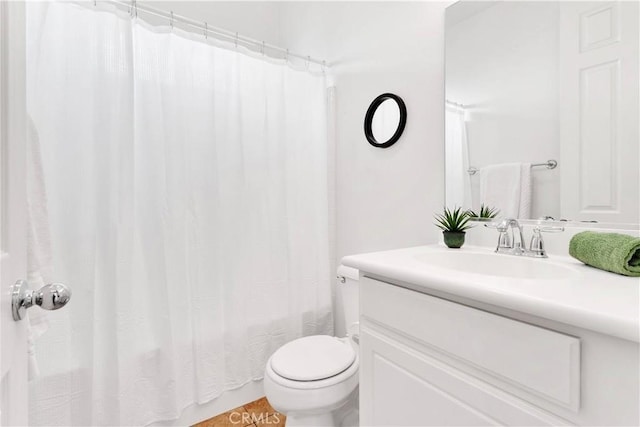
<box><xmin>364</xmin><ymin>93</ymin><xmax>407</xmax><ymax>148</ymax></box>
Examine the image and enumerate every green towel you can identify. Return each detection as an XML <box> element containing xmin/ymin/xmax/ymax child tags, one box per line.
<box><xmin>569</xmin><ymin>231</ymin><xmax>640</xmax><ymax>277</ymax></box>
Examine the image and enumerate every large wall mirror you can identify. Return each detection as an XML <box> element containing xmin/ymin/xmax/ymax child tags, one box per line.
<box><xmin>445</xmin><ymin>1</ymin><xmax>639</xmax><ymax>225</ymax></box>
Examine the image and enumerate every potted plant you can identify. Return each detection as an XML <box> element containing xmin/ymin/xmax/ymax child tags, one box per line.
<box><xmin>434</xmin><ymin>207</ymin><xmax>472</xmax><ymax>249</ymax></box>
<box><xmin>466</xmin><ymin>204</ymin><xmax>500</xmax><ymax>221</ymax></box>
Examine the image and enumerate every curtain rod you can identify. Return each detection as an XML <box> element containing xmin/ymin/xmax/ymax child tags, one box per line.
<box><xmin>446</xmin><ymin>99</ymin><xmax>467</xmax><ymax>109</ymax></box>
<box><xmin>101</xmin><ymin>0</ymin><xmax>327</xmax><ymax>68</ymax></box>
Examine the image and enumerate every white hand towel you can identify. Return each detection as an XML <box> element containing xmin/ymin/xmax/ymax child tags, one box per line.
<box><xmin>519</xmin><ymin>163</ymin><xmax>532</xmax><ymax>219</ymax></box>
<box><xmin>26</xmin><ymin>115</ymin><xmax>52</xmax><ymax>380</ymax></box>
<box><xmin>479</xmin><ymin>162</ymin><xmax>532</xmax><ymax>219</ymax></box>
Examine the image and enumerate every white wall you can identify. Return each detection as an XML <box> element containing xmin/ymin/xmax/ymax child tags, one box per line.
<box><xmin>280</xmin><ymin>2</ymin><xmax>449</xmax><ymax>262</ymax></box>
<box><xmin>446</xmin><ymin>2</ymin><xmax>560</xmax><ymax>219</ymax></box>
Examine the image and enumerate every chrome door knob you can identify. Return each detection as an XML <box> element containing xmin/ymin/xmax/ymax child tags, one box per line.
<box><xmin>11</xmin><ymin>280</ymin><xmax>72</xmax><ymax>321</ymax></box>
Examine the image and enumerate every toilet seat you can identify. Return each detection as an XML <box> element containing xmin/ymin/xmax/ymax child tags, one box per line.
<box><xmin>270</xmin><ymin>335</ymin><xmax>356</xmax><ymax>382</ymax></box>
<box><xmin>266</xmin><ymin>335</ymin><xmax>359</xmax><ymax>391</ymax></box>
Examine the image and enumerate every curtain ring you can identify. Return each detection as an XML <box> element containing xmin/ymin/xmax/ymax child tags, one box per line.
<box><xmin>285</xmin><ymin>49</ymin><xmax>289</xmax><ymax>64</ymax></box>
<box><xmin>322</xmin><ymin>60</ymin><xmax>327</xmax><ymax>74</ymax></box>
<box><xmin>235</xmin><ymin>32</ymin><xmax>239</xmax><ymax>49</ymax></box>
<box><xmin>170</xmin><ymin>11</ymin><xmax>174</xmax><ymax>29</ymax></box>
<box><xmin>305</xmin><ymin>55</ymin><xmax>311</xmax><ymax>70</ymax></box>
<box><xmin>204</xmin><ymin>22</ymin><xmax>208</xmax><ymax>39</ymax></box>
<box><xmin>261</xmin><ymin>41</ymin><xmax>265</xmax><ymax>56</ymax></box>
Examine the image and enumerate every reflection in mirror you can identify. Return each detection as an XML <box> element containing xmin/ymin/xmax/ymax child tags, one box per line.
<box><xmin>371</xmin><ymin>99</ymin><xmax>401</xmax><ymax>143</ymax></box>
<box><xmin>445</xmin><ymin>1</ymin><xmax>639</xmax><ymax>225</ymax></box>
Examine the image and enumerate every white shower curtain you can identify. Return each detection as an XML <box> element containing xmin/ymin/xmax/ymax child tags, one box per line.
<box><xmin>26</xmin><ymin>3</ymin><xmax>333</xmax><ymax>426</ymax></box>
<box><xmin>445</xmin><ymin>105</ymin><xmax>471</xmax><ymax>208</ymax></box>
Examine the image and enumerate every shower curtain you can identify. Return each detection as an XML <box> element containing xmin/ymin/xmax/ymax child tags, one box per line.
<box><xmin>26</xmin><ymin>3</ymin><xmax>333</xmax><ymax>426</ymax></box>
<box><xmin>445</xmin><ymin>105</ymin><xmax>471</xmax><ymax>208</ymax></box>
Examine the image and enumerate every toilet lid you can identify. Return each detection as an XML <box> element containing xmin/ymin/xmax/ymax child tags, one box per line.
<box><xmin>270</xmin><ymin>335</ymin><xmax>356</xmax><ymax>381</ymax></box>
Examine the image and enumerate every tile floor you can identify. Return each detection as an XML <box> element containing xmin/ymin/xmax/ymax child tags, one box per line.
<box><xmin>193</xmin><ymin>397</ymin><xmax>285</xmax><ymax>427</ymax></box>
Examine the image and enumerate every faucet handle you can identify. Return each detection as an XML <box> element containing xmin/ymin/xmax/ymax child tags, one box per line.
<box><xmin>496</xmin><ymin>229</ymin><xmax>512</xmax><ymax>252</ymax></box>
<box><xmin>487</xmin><ymin>219</ymin><xmax>517</xmax><ymax>253</ymax></box>
<box><xmin>529</xmin><ymin>226</ymin><xmax>563</xmax><ymax>258</ymax></box>
<box><xmin>529</xmin><ymin>228</ymin><xmax>547</xmax><ymax>257</ymax></box>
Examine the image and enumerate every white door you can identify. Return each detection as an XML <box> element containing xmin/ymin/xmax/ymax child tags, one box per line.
<box><xmin>559</xmin><ymin>1</ymin><xmax>640</xmax><ymax>224</ymax></box>
<box><xmin>0</xmin><ymin>2</ymin><xmax>28</xmax><ymax>426</ymax></box>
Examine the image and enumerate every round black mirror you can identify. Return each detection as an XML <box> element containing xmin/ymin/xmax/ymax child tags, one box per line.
<box><xmin>364</xmin><ymin>93</ymin><xmax>407</xmax><ymax>148</ymax></box>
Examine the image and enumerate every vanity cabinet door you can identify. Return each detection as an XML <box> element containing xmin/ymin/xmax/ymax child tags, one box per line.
<box><xmin>359</xmin><ymin>324</ymin><xmax>571</xmax><ymax>427</ymax></box>
<box><xmin>360</xmin><ymin>277</ymin><xmax>581</xmax><ymax>411</ymax></box>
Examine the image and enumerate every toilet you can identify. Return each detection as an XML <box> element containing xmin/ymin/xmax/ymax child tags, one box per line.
<box><xmin>264</xmin><ymin>266</ymin><xmax>360</xmax><ymax>427</ymax></box>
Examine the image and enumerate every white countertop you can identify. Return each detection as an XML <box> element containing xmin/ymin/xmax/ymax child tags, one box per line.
<box><xmin>342</xmin><ymin>244</ymin><xmax>640</xmax><ymax>343</ymax></box>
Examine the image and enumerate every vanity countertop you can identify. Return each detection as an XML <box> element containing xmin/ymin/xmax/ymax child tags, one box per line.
<box><xmin>342</xmin><ymin>245</ymin><xmax>640</xmax><ymax>342</ymax></box>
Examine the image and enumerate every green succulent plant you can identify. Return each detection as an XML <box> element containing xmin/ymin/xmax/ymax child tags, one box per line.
<box><xmin>466</xmin><ymin>204</ymin><xmax>500</xmax><ymax>219</ymax></box>
<box><xmin>434</xmin><ymin>207</ymin><xmax>472</xmax><ymax>233</ymax></box>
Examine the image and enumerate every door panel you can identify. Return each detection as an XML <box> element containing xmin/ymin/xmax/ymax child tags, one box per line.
<box><xmin>559</xmin><ymin>1</ymin><xmax>640</xmax><ymax>223</ymax></box>
<box><xmin>0</xmin><ymin>2</ymin><xmax>28</xmax><ymax>425</ymax></box>
<box><xmin>360</xmin><ymin>324</ymin><xmax>572</xmax><ymax>427</ymax></box>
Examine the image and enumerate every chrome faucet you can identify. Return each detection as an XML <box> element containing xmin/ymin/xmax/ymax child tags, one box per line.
<box><xmin>488</xmin><ymin>218</ymin><xmax>563</xmax><ymax>258</ymax></box>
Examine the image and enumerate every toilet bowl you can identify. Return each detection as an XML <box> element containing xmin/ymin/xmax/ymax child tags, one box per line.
<box><xmin>264</xmin><ymin>266</ymin><xmax>360</xmax><ymax>427</ymax></box>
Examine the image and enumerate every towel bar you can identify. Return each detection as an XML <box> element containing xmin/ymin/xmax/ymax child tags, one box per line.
<box><xmin>467</xmin><ymin>160</ymin><xmax>557</xmax><ymax>176</ymax></box>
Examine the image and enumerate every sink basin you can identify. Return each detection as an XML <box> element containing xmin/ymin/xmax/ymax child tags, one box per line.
<box><xmin>414</xmin><ymin>251</ymin><xmax>577</xmax><ymax>280</ymax></box>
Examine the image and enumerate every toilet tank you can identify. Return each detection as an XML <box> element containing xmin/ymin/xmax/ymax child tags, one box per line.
<box><xmin>336</xmin><ymin>265</ymin><xmax>360</xmax><ymax>338</ymax></box>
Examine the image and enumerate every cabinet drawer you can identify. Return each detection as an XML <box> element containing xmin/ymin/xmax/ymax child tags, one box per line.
<box><xmin>360</xmin><ymin>325</ymin><xmax>572</xmax><ymax>426</ymax></box>
<box><xmin>361</xmin><ymin>277</ymin><xmax>581</xmax><ymax>411</ymax></box>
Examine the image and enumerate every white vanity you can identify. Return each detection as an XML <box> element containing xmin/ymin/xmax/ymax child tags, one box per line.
<box><xmin>342</xmin><ymin>245</ymin><xmax>639</xmax><ymax>426</ymax></box>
